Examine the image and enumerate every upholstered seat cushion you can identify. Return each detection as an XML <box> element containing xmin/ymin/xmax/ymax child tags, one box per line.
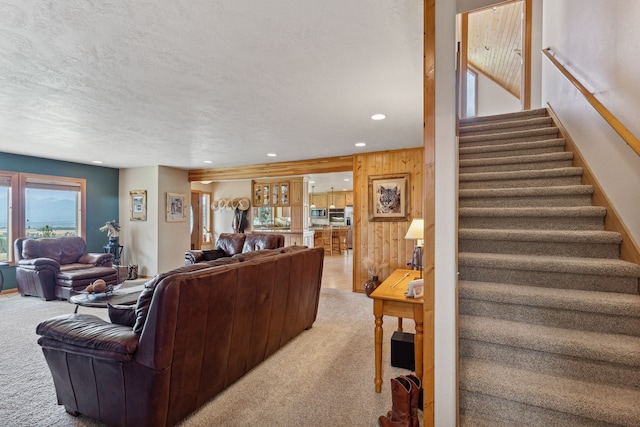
<box><xmin>37</xmin><ymin>313</ymin><xmax>139</xmax><ymax>361</ymax></box>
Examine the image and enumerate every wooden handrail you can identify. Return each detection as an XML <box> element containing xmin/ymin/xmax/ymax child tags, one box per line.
<box><xmin>542</xmin><ymin>48</ymin><xmax>640</xmax><ymax>157</ymax></box>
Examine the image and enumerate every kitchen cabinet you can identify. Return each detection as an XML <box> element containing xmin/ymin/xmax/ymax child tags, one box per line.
<box><xmin>345</xmin><ymin>191</ymin><xmax>354</xmax><ymax>206</ymax></box>
<box><xmin>253</xmin><ymin>180</ymin><xmax>290</xmax><ymax>206</ymax></box>
<box><xmin>332</xmin><ymin>192</ymin><xmax>346</xmax><ymax>209</ymax></box>
<box><xmin>311</xmin><ymin>193</ymin><xmax>328</xmax><ymax>208</ymax></box>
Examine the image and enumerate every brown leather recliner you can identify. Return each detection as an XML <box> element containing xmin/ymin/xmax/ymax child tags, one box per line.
<box><xmin>36</xmin><ymin>246</ymin><xmax>324</xmax><ymax>427</ymax></box>
<box><xmin>15</xmin><ymin>237</ymin><xmax>117</xmax><ymax>301</ymax></box>
<box><xmin>185</xmin><ymin>232</ymin><xmax>285</xmax><ymax>264</ymax></box>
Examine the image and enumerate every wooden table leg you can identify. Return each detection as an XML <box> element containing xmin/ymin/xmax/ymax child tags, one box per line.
<box><xmin>374</xmin><ymin>300</ymin><xmax>384</xmax><ymax>393</ymax></box>
<box><xmin>397</xmin><ymin>317</ymin><xmax>403</xmax><ymax>332</ymax></box>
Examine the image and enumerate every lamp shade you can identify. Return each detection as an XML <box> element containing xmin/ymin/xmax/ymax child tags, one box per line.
<box><xmin>404</xmin><ymin>218</ymin><xmax>424</xmax><ymax>244</ymax></box>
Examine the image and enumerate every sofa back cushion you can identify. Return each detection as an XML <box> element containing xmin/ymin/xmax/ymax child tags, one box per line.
<box><xmin>132</xmin><ymin>258</ymin><xmax>240</xmax><ymax>334</ymax></box>
<box><xmin>22</xmin><ymin>236</ymin><xmax>86</xmax><ymax>265</ymax></box>
<box><xmin>215</xmin><ymin>233</ymin><xmax>246</xmax><ymax>256</ymax></box>
<box><xmin>242</xmin><ymin>233</ymin><xmax>285</xmax><ymax>252</ymax></box>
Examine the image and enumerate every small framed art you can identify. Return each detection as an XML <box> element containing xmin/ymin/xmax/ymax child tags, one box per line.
<box><xmin>166</xmin><ymin>192</ymin><xmax>187</xmax><ymax>222</ymax></box>
<box><xmin>130</xmin><ymin>190</ymin><xmax>147</xmax><ymax>221</ymax></box>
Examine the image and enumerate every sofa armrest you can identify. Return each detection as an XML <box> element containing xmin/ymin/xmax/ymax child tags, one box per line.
<box><xmin>185</xmin><ymin>250</ymin><xmax>204</xmax><ymax>265</ymax></box>
<box><xmin>78</xmin><ymin>252</ymin><xmax>113</xmax><ymax>267</ymax></box>
<box><xmin>36</xmin><ymin>313</ymin><xmax>139</xmax><ymax>361</ymax></box>
<box><xmin>17</xmin><ymin>257</ymin><xmax>60</xmax><ymax>271</ymax></box>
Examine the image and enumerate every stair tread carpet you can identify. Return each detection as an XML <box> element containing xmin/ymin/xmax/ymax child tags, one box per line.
<box><xmin>459</xmin><ymin>205</ymin><xmax>606</xmax><ymax>218</ymax></box>
<box><xmin>460</xmin><ymin>166</ymin><xmax>583</xmax><ymax>183</ymax></box>
<box><xmin>459</xmin><ymin>252</ymin><xmax>640</xmax><ymax>278</ymax></box>
<box><xmin>458</xmin><ymin>228</ymin><xmax>621</xmax><ymax>244</ymax></box>
<box><xmin>459</xmin><ymin>117</ymin><xmax>553</xmax><ymax>136</ymax></box>
<box><xmin>459</xmin><ymin>184</ymin><xmax>593</xmax><ymax>199</ymax></box>
<box><xmin>459</xmin><ymin>108</ymin><xmax>548</xmax><ymax>126</ymax></box>
<box><xmin>459</xmin><ymin>151</ymin><xmax>574</xmax><ymax>168</ymax></box>
<box><xmin>459</xmin><ymin>358</ymin><xmax>640</xmax><ymax>426</ymax></box>
<box><xmin>459</xmin><ymin>138</ymin><xmax>565</xmax><ymax>153</ymax></box>
<box><xmin>459</xmin><ymin>280</ymin><xmax>640</xmax><ymax>317</ymax></box>
<box><xmin>459</xmin><ymin>127</ymin><xmax>559</xmax><ymax>144</ymax></box>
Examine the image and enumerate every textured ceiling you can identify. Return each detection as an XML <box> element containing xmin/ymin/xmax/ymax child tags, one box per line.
<box><xmin>0</xmin><ymin>1</ymin><xmax>424</xmax><ymax>171</ymax></box>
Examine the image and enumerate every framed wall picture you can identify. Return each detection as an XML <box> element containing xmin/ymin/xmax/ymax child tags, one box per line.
<box><xmin>166</xmin><ymin>192</ymin><xmax>187</xmax><ymax>222</ymax></box>
<box><xmin>130</xmin><ymin>190</ymin><xmax>147</xmax><ymax>221</ymax></box>
<box><xmin>368</xmin><ymin>173</ymin><xmax>410</xmax><ymax>222</ymax></box>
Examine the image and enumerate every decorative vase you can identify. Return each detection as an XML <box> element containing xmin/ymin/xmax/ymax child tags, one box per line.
<box><xmin>364</xmin><ymin>275</ymin><xmax>381</xmax><ymax>297</ymax></box>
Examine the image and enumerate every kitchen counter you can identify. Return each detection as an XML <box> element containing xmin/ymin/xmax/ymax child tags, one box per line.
<box><xmin>251</xmin><ymin>229</ymin><xmax>315</xmax><ymax>247</ymax></box>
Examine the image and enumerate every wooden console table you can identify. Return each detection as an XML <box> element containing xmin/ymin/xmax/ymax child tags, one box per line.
<box><xmin>370</xmin><ymin>268</ymin><xmax>424</xmax><ymax>393</ymax></box>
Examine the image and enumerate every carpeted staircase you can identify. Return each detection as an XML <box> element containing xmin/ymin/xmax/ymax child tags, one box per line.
<box><xmin>457</xmin><ymin>108</ymin><xmax>640</xmax><ymax>426</ymax></box>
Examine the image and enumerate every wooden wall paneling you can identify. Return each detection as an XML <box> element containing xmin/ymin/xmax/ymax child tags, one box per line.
<box><xmin>352</xmin><ymin>148</ymin><xmax>424</xmax><ymax>293</ymax></box>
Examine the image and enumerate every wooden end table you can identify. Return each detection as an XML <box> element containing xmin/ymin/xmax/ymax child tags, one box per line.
<box><xmin>370</xmin><ymin>268</ymin><xmax>424</xmax><ymax>393</ymax></box>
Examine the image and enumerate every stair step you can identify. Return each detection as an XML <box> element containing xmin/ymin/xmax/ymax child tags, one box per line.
<box><xmin>459</xmin><ymin>116</ymin><xmax>554</xmax><ymax>137</ymax></box>
<box><xmin>459</xmin><ymin>151</ymin><xmax>574</xmax><ymax>174</ymax></box>
<box><xmin>459</xmin><ymin>108</ymin><xmax>548</xmax><ymax>126</ymax></box>
<box><xmin>459</xmin><ymin>127</ymin><xmax>560</xmax><ymax>147</ymax></box>
<box><xmin>458</xmin><ymin>252</ymin><xmax>640</xmax><ymax>293</ymax></box>
<box><xmin>459</xmin><ymin>138</ymin><xmax>566</xmax><ymax>159</ymax></box>
<box><xmin>459</xmin><ymin>281</ymin><xmax>640</xmax><ymax>336</ymax></box>
<box><xmin>459</xmin><ymin>185</ymin><xmax>594</xmax><ymax>208</ymax></box>
<box><xmin>458</xmin><ymin>228</ymin><xmax>621</xmax><ymax>258</ymax></box>
<box><xmin>459</xmin><ymin>167</ymin><xmax>583</xmax><ymax>189</ymax></box>
<box><xmin>459</xmin><ymin>359</ymin><xmax>640</xmax><ymax>426</ymax></box>
<box><xmin>458</xmin><ymin>206</ymin><xmax>607</xmax><ymax>230</ymax></box>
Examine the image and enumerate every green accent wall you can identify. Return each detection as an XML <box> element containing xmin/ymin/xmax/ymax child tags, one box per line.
<box><xmin>0</xmin><ymin>152</ymin><xmax>119</xmax><ymax>291</ymax></box>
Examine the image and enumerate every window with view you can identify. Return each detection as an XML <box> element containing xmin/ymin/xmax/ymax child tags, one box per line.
<box><xmin>0</xmin><ymin>171</ymin><xmax>85</xmax><ymax>263</ymax></box>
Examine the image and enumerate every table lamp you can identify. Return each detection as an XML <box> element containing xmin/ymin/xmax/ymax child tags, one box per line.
<box><xmin>404</xmin><ymin>218</ymin><xmax>424</xmax><ymax>278</ymax></box>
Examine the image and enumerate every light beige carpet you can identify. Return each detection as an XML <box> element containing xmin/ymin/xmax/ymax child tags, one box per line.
<box><xmin>0</xmin><ymin>286</ymin><xmax>420</xmax><ymax>427</ymax></box>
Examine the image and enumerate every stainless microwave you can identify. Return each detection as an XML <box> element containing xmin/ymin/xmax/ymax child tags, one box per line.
<box><xmin>311</xmin><ymin>208</ymin><xmax>327</xmax><ymax>218</ymax></box>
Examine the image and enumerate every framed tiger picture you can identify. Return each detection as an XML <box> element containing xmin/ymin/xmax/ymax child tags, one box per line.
<box><xmin>368</xmin><ymin>173</ymin><xmax>410</xmax><ymax>222</ymax></box>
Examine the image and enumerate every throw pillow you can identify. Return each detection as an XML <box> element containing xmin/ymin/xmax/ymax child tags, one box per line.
<box><xmin>202</xmin><ymin>249</ymin><xmax>227</xmax><ymax>261</ymax></box>
<box><xmin>108</xmin><ymin>303</ymin><xmax>137</xmax><ymax>327</ymax></box>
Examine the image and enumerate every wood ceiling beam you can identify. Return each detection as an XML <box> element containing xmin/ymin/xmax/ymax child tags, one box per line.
<box><xmin>188</xmin><ymin>154</ymin><xmax>354</xmax><ymax>181</ymax></box>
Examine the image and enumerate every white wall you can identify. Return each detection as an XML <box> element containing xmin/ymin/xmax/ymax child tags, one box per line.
<box><xmin>476</xmin><ymin>71</ymin><xmax>522</xmax><ymax>116</ymax></box>
<box><xmin>435</xmin><ymin>0</ymin><xmax>459</xmax><ymax>425</ymax></box>
<box><xmin>542</xmin><ymin>0</ymin><xmax>640</xmax><ymax>244</ymax></box>
<box><xmin>157</xmin><ymin>166</ymin><xmax>191</xmax><ymax>273</ymax></box>
<box><xmin>210</xmin><ymin>180</ymin><xmax>252</xmax><ymax>240</ymax></box>
<box><xmin>119</xmin><ymin>166</ymin><xmax>159</xmax><ymax>276</ymax></box>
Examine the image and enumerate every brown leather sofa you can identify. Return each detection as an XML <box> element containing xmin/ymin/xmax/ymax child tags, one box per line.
<box><xmin>15</xmin><ymin>236</ymin><xmax>117</xmax><ymax>301</ymax></box>
<box><xmin>36</xmin><ymin>246</ymin><xmax>324</xmax><ymax>427</ymax></box>
<box><xmin>185</xmin><ymin>232</ymin><xmax>285</xmax><ymax>264</ymax></box>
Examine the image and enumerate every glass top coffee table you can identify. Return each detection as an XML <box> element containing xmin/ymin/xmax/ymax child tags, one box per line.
<box><xmin>69</xmin><ymin>285</ymin><xmax>143</xmax><ymax>313</ymax></box>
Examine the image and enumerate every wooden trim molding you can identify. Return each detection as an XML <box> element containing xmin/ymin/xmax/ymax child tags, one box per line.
<box><xmin>423</xmin><ymin>0</ymin><xmax>436</xmax><ymax>424</ymax></box>
<box><xmin>189</xmin><ymin>154</ymin><xmax>354</xmax><ymax>182</ymax></box>
<box><xmin>547</xmin><ymin>105</ymin><xmax>640</xmax><ymax>265</ymax></box>
<box><xmin>522</xmin><ymin>0</ymin><xmax>532</xmax><ymax>110</ymax></box>
<box><xmin>543</xmin><ymin>48</ymin><xmax>640</xmax><ymax>158</ymax></box>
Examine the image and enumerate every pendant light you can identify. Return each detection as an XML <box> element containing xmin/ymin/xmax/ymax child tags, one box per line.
<box><xmin>329</xmin><ymin>187</ymin><xmax>336</xmax><ymax>209</ymax></box>
<box><xmin>310</xmin><ymin>185</ymin><xmax>316</xmax><ymax>208</ymax></box>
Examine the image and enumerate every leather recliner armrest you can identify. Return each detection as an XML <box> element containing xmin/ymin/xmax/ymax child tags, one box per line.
<box><xmin>17</xmin><ymin>257</ymin><xmax>60</xmax><ymax>271</ymax></box>
<box><xmin>36</xmin><ymin>313</ymin><xmax>139</xmax><ymax>361</ymax></box>
<box><xmin>78</xmin><ymin>252</ymin><xmax>113</xmax><ymax>267</ymax></box>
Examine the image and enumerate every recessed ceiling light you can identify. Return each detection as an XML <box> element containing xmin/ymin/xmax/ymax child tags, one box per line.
<box><xmin>203</xmin><ymin>160</ymin><xmax>213</xmax><ymax>164</ymax></box>
<box><xmin>343</xmin><ymin>178</ymin><xmax>350</xmax><ymax>181</ymax></box>
<box><xmin>92</xmin><ymin>160</ymin><xmax>103</xmax><ymax>164</ymax></box>
<box><xmin>355</xmin><ymin>142</ymin><xmax>366</xmax><ymax>147</ymax></box>
<box><xmin>371</xmin><ymin>114</ymin><xmax>386</xmax><ymax>120</ymax></box>
<box><xmin>309</xmin><ymin>180</ymin><xmax>315</xmax><ymax>184</ymax></box>
<box><xmin>267</xmin><ymin>153</ymin><xmax>277</xmax><ymax>157</ymax></box>
<box><xmin>200</xmin><ymin>181</ymin><xmax>212</xmax><ymax>185</ymax></box>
